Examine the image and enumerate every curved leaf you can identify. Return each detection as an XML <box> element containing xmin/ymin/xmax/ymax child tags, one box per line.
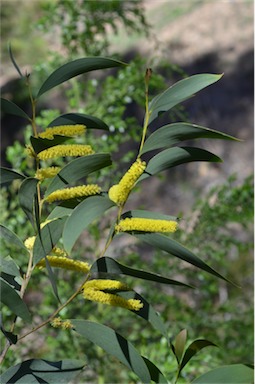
<box><xmin>180</xmin><ymin>339</ymin><xmax>217</xmax><ymax>372</ymax></box>
<box><xmin>18</xmin><ymin>178</ymin><xmax>39</xmax><ymax>229</ymax></box>
<box><xmin>134</xmin><ymin>233</ymin><xmax>234</xmax><ymax>284</ymax></box>
<box><xmin>0</xmin><ymin>167</ymin><xmax>26</xmax><ymax>185</ymax></box>
<box><xmin>91</xmin><ymin>256</ymin><xmax>192</xmax><ymax>288</ymax></box>
<box><xmin>0</xmin><ymin>224</ymin><xmax>27</xmax><ymax>251</ymax></box>
<box><xmin>45</xmin><ymin>153</ymin><xmax>112</xmax><ymax>196</ymax></box>
<box><xmin>63</xmin><ymin>196</ymin><xmax>115</xmax><ymax>254</ymax></box>
<box><xmin>192</xmin><ymin>364</ymin><xmax>253</xmax><ymax>384</ymax></box>
<box><xmin>37</xmin><ymin>57</ymin><xmax>126</xmax><ymax>97</ymax></box>
<box><xmin>148</xmin><ymin>73</ymin><xmax>222</xmax><ymax>124</ymax></box>
<box><xmin>121</xmin><ymin>209</ymin><xmax>177</xmax><ymax>221</ymax></box>
<box><xmin>142</xmin><ymin>122</ymin><xmax>239</xmax><ymax>154</ymax></box>
<box><xmin>0</xmin><ymin>359</ymin><xmax>85</xmax><ymax>384</ymax></box>
<box><xmin>174</xmin><ymin>329</ymin><xmax>187</xmax><ymax>364</ymax></box>
<box><xmin>142</xmin><ymin>356</ymin><xmax>168</xmax><ymax>384</ymax></box>
<box><xmin>48</xmin><ymin>113</ymin><xmax>109</xmax><ymax>131</ymax></box>
<box><xmin>30</xmin><ymin>135</ymin><xmax>69</xmax><ymax>154</ymax></box>
<box><xmin>0</xmin><ymin>278</ymin><xmax>31</xmax><ymax>322</ymax></box>
<box><xmin>8</xmin><ymin>44</ymin><xmax>23</xmax><ymax>78</ymax></box>
<box><xmin>139</xmin><ymin>147</ymin><xmax>222</xmax><ymax>182</ymax></box>
<box><xmin>1</xmin><ymin>98</ymin><xmax>30</xmax><ymax>120</ymax></box>
<box><xmin>0</xmin><ymin>256</ymin><xmax>20</xmax><ymax>276</ymax></box>
<box><xmin>72</xmin><ymin>320</ymin><xmax>151</xmax><ymax>383</ymax></box>
<box><xmin>47</xmin><ymin>204</ymin><xmax>73</xmax><ymax>220</ymax></box>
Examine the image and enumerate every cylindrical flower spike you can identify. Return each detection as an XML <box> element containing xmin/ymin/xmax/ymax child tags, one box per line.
<box><xmin>37</xmin><ymin>256</ymin><xmax>91</xmax><ymax>273</ymax></box>
<box><xmin>38</xmin><ymin>125</ymin><xmax>86</xmax><ymax>140</ymax></box>
<box><xmin>82</xmin><ymin>279</ymin><xmax>143</xmax><ymax>311</ymax></box>
<box><xmin>38</xmin><ymin>144</ymin><xmax>94</xmax><ymax>160</ymax></box>
<box><xmin>108</xmin><ymin>158</ymin><xmax>146</xmax><ymax>206</ymax></box>
<box><xmin>35</xmin><ymin>167</ymin><xmax>61</xmax><ymax>181</ymax></box>
<box><xmin>115</xmin><ymin>217</ymin><xmax>178</xmax><ymax>233</ymax></box>
<box><xmin>45</xmin><ymin>184</ymin><xmax>101</xmax><ymax>203</ymax></box>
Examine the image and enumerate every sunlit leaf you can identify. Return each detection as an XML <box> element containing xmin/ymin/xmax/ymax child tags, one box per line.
<box><xmin>148</xmin><ymin>73</ymin><xmax>222</xmax><ymax>124</ymax></box>
<box><xmin>45</xmin><ymin>153</ymin><xmax>112</xmax><ymax>196</ymax></box>
<box><xmin>141</xmin><ymin>122</ymin><xmax>239</xmax><ymax>154</ymax></box>
<box><xmin>0</xmin><ymin>224</ymin><xmax>27</xmax><ymax>251</ymax></box>
<box><xmin>0</xmin><ymin>98</ymin><xmax>30</xmax><ymax>120</ymax></box>
<box><xmin>91</xmin><ymin>256</ymin><xmax>192</xmax><ymax>288</ymax></box>
<box><xmin>0</xmin><ymin>278</ymin><xmax>31</xmax><ymax>322</ymax></box>
<box><xmin>0</xmin><ymin>167</ymin><xmax>26</xmax><ymax>185</ymax></box>
<box><xmin>180</xmin><ymin>339</ymin><xmax>217</xmax><ymax>371</ymax></box>
<box><xmin>72</xmin><ymin>320</ymin><xmax>151</xmax><ymax>383</ymax></box>
<box><xmin>48</xmin><ymin>113</ymin><xmax>109</xmax><ymax>131</ymax></box>
<box><xmin>142</xmin><ymin>356</ymin><xmax>168</xmax><ymax>384</ymax></box>
<box><xmin>37</xmin><ymin>57</ymin><xmax>126</xmax><ymax>97</ymax></box>
<box><xmin>63</xmin><ymin>196</ymin><xmax>115</xmax><ymax>254</ymax></box>
<box><xmin>18</xmin><ymin>178</ymin><xmax>39</xmax><ymax>229</ymax></box>
<box><xmin>0</xmin><ymin>359</ymin><xmax>85</xmax><ymax>384</ymax></box>
<box><xmin>191</xmin><ymin>364</ymin><xmax>253</xmax><ymax>383</ymax></box>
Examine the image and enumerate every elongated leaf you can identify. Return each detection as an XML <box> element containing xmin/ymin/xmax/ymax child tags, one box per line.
<box><xmin>134</xmin><ymin>233</ymin><xmax>234</xmax><ymax>283</ymax></box>
<box><xmin>174</xmin><ymin>329</ymin><xmax>187</xmax><ymax>364</ymax></box>
<box><xmin>142</xmin><ymin>122</ymin><xmax>239</xmax><ymax>154</ymax></box>
<box><xmin>72</xmin><ymin>320</ymin><xmax>151</xmax><ymax>383</ymax></box>
<box><xmin>121</xmin><ymin>209</ymin><xmax>177</xmax><ymax>221</ymax></box>
<box><xmin>45</xmin><ymin>153</ymin><xmax>112</xmax><ymax>196</ymax></box>
<box><xmin>0</xmin><ymin>224</ymin><xmax>27</xmax><ymax>251</ymax></box>
<box><xmin>0</xmin><ymin>256</ymin><xmax>20</xmax><ymax>276</ymax></box>
<box><xmin>91</xmin><ymin>256</ymin><xmax>192</xmax><ymax>288</ymax></box>
<box><xmin>19</xmin><ymin>178</ymin><xmax>38</xmax><ymax>229</ymax></box>
<box><xmin>180</xmin><ymin>339</ymin><xmax>217</xmax><ymax>372</ymax></box>
<box><xmin>33</xmin><ymin>217</ymin><xmax>67</xmax><ymax>265</ymax></box>
<box><xmin>142</xmin><ymin>357</ymin><xmax>168</xmax><ymax>384</ymax></box>
<box><xmin>30</xmin><ymin>135</ymin><xmax>69</xmax><ymax>154</ymax></box>
<box><xmin>117</xmin><ymin>291</ymin><xmax>168</xmax><ymax>338</ymax></box>
<box><xmin>148</xmin><ymin>74</ymin><xmax>222</xmax><ymax>124</ymax></box>
<box><xmin>0</xmin><ymin>278</ymin><xmax>31</xmax><ymax>322</ymax></box>
<box><xmin>0</xmin><ymin>359</ymin><xmax>85</xmax><ymax>384</ymax></box>
<box><xmin>192</xmin><ymin>364</ymin><xmax>253</xmax><ymax>384</ymax></box>
<box><xmin>48</xmin><ymin>113</ymin><xmax>109</xmax><ymax>131</ymax></box>
<box><xmin>37</xmin><ymin>57</ymin><xmax>126</xmax><ymax>97</ymax></box>
<box><xmin>47</xmin><ymin>204</ymin><xmax>73</xmax><ymax>220</ymax></box>
<box><xmin>63</xmin><ymin>196</ymin><xmax>115</xmax><ymax>254</ymax></box>
<box><xmin>8</xmin><ymin>44</ymin><xmax>23</xmax><ymax>77</ymax></box>
<box><xmin>139</xmin><ymin>147</ymin><xmax>221</xmax><ymax>182</ymax></box>
<box><xmin>0</xmin><ymin>167</ymin><xmax>26</xmax><ymax>185</ymax></box>
<box><xmin>44</xmin><ymin>255</ymin><xmax>60</xmax><ymax>303</ymax></box>
<box><xmin>1</xmin><ymin>98</ymin><xmax>30</xmax><ymax>120</ymax></box>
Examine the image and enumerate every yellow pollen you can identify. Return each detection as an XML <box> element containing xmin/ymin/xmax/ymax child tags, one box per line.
<box><xmin>36</xmin><ymin>256</ymin><xmax>91</xmax><ymax>273</ymax></box>
<box><xmin>38</xmin><ymin>144</ymin><xmax>94</xmax><ymax>160</ymax></box>
<box><xmin>38</xmin><ymin>125</ymin><xmax>86</xmax><ymax>140</ymax></box>
<box><xmin>35</xmin><ymin>167</ymin><xmax>61</xmax><ymax>181</ymax></box>
<box><xmin>115</xmin><ymin>218</ymin><xmax>178</xmax><ymax>233</ymax></box>
<box><xmin>45</xmin><ymin>184</ymin><xmax>101</xmax><ymax>203</ymax></box>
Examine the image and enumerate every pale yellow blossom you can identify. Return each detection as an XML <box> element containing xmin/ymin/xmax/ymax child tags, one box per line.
<box><xmin>38</xmin><ymin>125</ymin><xmax>86</xmax><ymax>140</ymax></box>
<box><xmin>38</xmin><ymin>144</ymin><xmax>94</xmax><ymax>160</ymax></box>
<box><xmin>115</xmin><ymin>217</ymin><xmax>178</xmax><ymax>233</ymax></box>
<box><xmin>37</xmin><ymin>256</ymin><xmax>91</xmax><ymax>273</ymax></box>
<box><xmin>45</xmin><ymin>184</ymin><xmax>101</xmax><ymax>203</ymax></box>
<box><xmin>35</xmin><ymin>167</ymin><xmax>61</xmax><ymax>181</ymax></box>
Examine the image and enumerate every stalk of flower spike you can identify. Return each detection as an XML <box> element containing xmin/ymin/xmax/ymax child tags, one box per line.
<box><xmin>108</xmin><ymin>158</ymin><xmax>146</xmax><ymax>206</ymax></box>
<box><xmin>45</xmin><ymin>184</ymin><xmax>101</xmax><ymax>203</ymax></box>
<box><xmin>38</xmin><ymin>125</ymin><xmax>86</xmax><ymax>140</ymax></box>
<box><xmin>35</xmin><ymin>167</ymin><xmax>61</xmax><ymax>181</ymax></box>
<box><xmin>36</xmin><ymin>256</ymin><xmax>91</xmax><ymax>273</ymax></box>
<box><xmin>38</xmin><ymin>144</ymin><xmax>94</xmax><ymax>160</ymax></box>
<box><xmin>115</xmin><ymin>217</ymin><xmax>178</xmax><ymax>233</ymax></box>
<box><xmin>82</xmin><ymin>279</ymin><xmax>143</xmax><ymax>311</ymax></box>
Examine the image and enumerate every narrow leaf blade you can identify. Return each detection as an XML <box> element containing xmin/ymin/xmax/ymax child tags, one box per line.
<box><xmin>48</xmin><ymin>113</ymin><xmax>109</xmax><ymax>131</ymax></box>
<box><xmin>142</xmin><ymin>356</ymin><xmax>168</xmax><ymax>384</ymax></box>
<box><xmin>1</xmin><ymin>98</ymin><xmax>30</xmax><ymax>120</ymax></box>
<box><xmin>30</xmin><ymin>135</ymin><xmax>69</xmax><ymax>154</ymax></box>
<box><xmin>0</xmin><ymin>167</ymin><xmax>26</xmax><ymax>185</ymax></box>
<box><xmin>18</xmin><ymin>178</ymin><xmax>38</xmax><ymax>229</ymax></box>
<box><xmin>180</xmin><ymin>339</ymin><xmax>217</xmax><ymax>372</ymax></box>
<box><xmin>191</xmin><ymin>364</ymin><xmax>253</xmax><ymax>384</ymax></box>
<box><xmin>0</xmin><ymin>224</ymin><xmax>27</xmax><ymax>251</ymax></box>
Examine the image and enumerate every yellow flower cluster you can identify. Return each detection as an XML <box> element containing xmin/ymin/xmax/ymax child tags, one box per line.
<box><xmin>45</xmin><ymin>184</ymin><xmax>101</xmax><ymax>203</ymax></box>
<box><xmin>38</xmin><ymin>144</ymin><xmax>94</xmax><ymax>160</ymax></box>
<box><xmin>108</xmin><ymin>158</ymin><xmax>146</xmax><ymax>206</ymax></box>
<box><xmin>35</xmin><ymin>167</ymin><xmax>61</xmax><ymax>181</ymax></box>
<box><xmin>51</xmin><ymin>317</ymin><xmax>73</xmax><ymax>330</ymax></box>
<box><xmin>82</xmin><ymin>279</ymin><xmax>143</xmax><ymax>311</ymax></box>
<box><xmin>24</xmin><ymin>236</ymin><xmax>36</xmax><ymax>250</ymax></box>
<box><xmin>37</xmin><ymin>256</ymin><xmax>91</xmax><ymax>273</ymax></box>
<box><xmin>38</xmin><ymin>125</ymin><xmax>86</xmax><ymax>140</ymax></box>
<box><xmin>115</xmin><ymin>217</ymin><xmax>178</xmax><ymax>233</ymax></box>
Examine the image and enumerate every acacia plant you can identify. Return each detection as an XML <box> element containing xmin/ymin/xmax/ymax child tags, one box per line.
<box><xmin>0</xmin><ymin>56</ymin><xmax>253</xmax><ymax>383</ymax></box>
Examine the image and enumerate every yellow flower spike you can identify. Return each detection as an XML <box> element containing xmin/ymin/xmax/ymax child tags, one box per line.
<box><xmin>108</xmin><ymin>158</ymin><xmax>146</xmax><ymax>206</ymax></box>
<box><xmin>36</xmin><ymin>256</ymin><xmax>91</xmax><ymax>273</ymax></box>
<box><xmin>24</xmin><ymin>236</ymin><xmax>36</xmax><ymax>251</ymax></box>
<box><xmin>45</xmin><ymin>184</ymin><xmax>101</xmax><ymax>203</ymax></box>
<box><xmin>35</xmin><ymin>167</ymin><xmax>61</xmax><ymax>181</ymax></box>
<box><xmin>38</xmin><ymin>125</ymin><xmax>86</xmax><ymax>140</ymax></box>
<box><xmin>38</xmin><ymin>144</ymin><xmax>94</xmax><ymax>160</ymax></box>
<box><xmin>82</xmin><ymin>279</ymin><xmax>143</xmax><ymax>311</ymax></box>
<box><xmin>115</xmin><ymin>217</ymin><xmax>178</xmax><ymax>233</ymax></box>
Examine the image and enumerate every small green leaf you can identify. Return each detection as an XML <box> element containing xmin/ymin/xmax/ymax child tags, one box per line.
<box><xmin>91</xmin><ymin>256</ymin><xmax>192</xmax><ymax>288</ymax></box>
<box><xmin>63</xmin><ymin>196</ymin><xmax>115</xmax><ymax>254</ymax></box>
<box><xmin>19</xmin><ymin>178</ymin><xmax>39</xmax><ymax>229</ymax></box>
<box><xmin>174</xmin><ymin>329</ymin><xmax>187</xmax><ymax>364</ymax></box>
<box><xmin>30</xmin><ymin>135</ymin><xmax>69</xmax><ymax>154</ymax></box>
<box><xmin>33</xmin><ymin>217</ymin><xmax>67</xmax><ymax>265</ymax></box>
<box><xmin>37</xmin><ymin>57</ymin><xmax>126</xmax><ymax>97</ymax></box>
<box><xmin>180</xmin><ymin>339</ymin><xmax>217</xmax><ymax>372</ymax></box>
<box><xmin>139</xmin><ymin>147</ymin><xmax>221</xmax><ymax>182</ymax></box>
<box><xmin>149</xmin><ymin>73</ymin><xmax>223</xmax><ymax>124</ymax></box>
<box><xmin>191</xmin><ymin>364</ymin><xmax>253</xmax><ymax>384</ymax></box>
<box><xmin>0</xmin><ymin>98</ymin><xmax>30</xmax><ymax>120</ymax></box>
<box><xmin>0</xmin><ymin>167</ymin><xmax>26</xmax><ymax>185</ymax></box>
<box><xmin>142</xmin><ymin>122</ymin><xmax>239</xmax><ymax>154</ymax></box>
<box><xmin>142</xmin><ymin>356</ymin><xmax>168</xmax><ymax>384</ymax></box>
<box><xmin>45</xmin><ymin>153</ymin><xmax>112</xmax><ymax>196</ymax></box>
<box><xmin>8</xmin><ymin>44</ymin><xmax>23</xmax><ymax>78</ymax></box>
<box><xmin>48</xmin><ymin>113</ymin><xmax>109</xmax><ymax>131</ymax></box>
<box><xmin>0</xmin><ymin>359</ymin><xmax>85</xmax><ymax>384</ymax></box>
<box><xmin>0</xmin><ymin>278</ymin><xmax>31</xmax><ymax>322</ymax></box>
<box><xmin>0</xmin><ymin>256</ymin><xmax>20</xmax><ymax>276</ymax></box>
<box><xmin>72</xmin><ymin>320</ymin><xmax>151</xmax><ymax>383</ymax></box>
<box><xmin>121</xmin><ymin>209</ymin><xmax>177</xmax><ymax>221</ymax></box>
<box><xmin>0</xmin><ymin>224</ymin><xmax>27</xmax><ymax>251</ymax></box>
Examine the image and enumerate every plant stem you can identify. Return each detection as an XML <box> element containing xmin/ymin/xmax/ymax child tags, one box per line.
<box><xmin>138</xmin><ymin>68</ymin><xmax>152</xmax><ymax>157</ymax></box>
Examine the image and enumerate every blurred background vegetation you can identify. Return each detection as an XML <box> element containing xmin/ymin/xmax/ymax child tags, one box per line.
<box><xmin>1</xmin><ymin>0</ymin><xmax>253</xmax><ymax>383</ymax></box>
